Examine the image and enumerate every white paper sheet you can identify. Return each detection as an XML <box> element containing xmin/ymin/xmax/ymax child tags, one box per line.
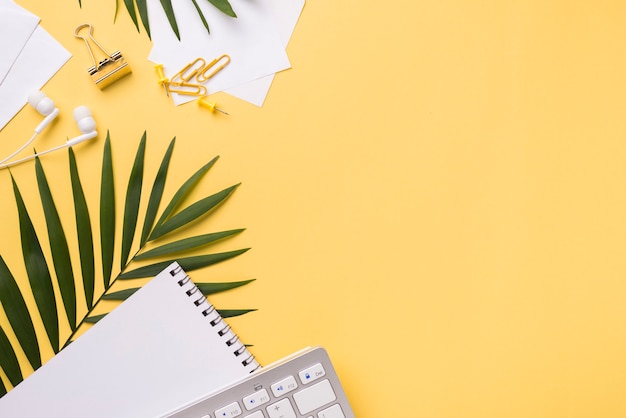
<box><xmin>0</xmin><ymin>26</ymin><xmax>71</xmax><ymax>131</ymax></box>
<box><xmin>147</xmin><ymin>0</ymin><xmax>291</xmax><ymax>106</ymax></box>
<box><xmin>0</xmin><ymin>0</ymin><xmax>40</xmax><ymax>86</ymax></box>
<box><xmin>225</xmin><ymin>0</ymin><xmax>305</xmax><ymax>106</ymax></box>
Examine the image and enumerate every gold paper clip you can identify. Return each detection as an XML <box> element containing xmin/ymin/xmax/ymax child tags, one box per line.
<box><xmin>197</xmin><ymin>54</ymin><xmax>230</xmax><ymax>83</ymax></box>
<box><xmin>171</xmin><ymin>58</ymin><xmax>206</xmax><ymax>83</ymax></box>
<box><xmin>74</xmin><ymin>24</ymin><xmax>132</xmax><ymax>89</ymax></box>
<box><xmin>168</xmin><ymin>82</ymin><xmax>208</xmax><ymax>96</ymax></box>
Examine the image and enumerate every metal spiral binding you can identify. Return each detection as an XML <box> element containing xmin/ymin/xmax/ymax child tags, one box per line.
<box><xmin>169</xmin><ymin>266</ymin><xmax>260</xmax><ymax>373</ymax></box>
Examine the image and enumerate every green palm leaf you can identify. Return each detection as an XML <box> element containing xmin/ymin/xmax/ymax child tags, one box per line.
<box><xmin>123</xmin><ymin>0</ymin><xmax>139</xmax><ymax>31</ymax></box>
<box><xmin>69</xmin><ymin>148</ymin><xmax>96</xmax><ymax>310</ymax></box>
<box><xmin>136</xmin><ymin>0</ymin><xmax>151</xmax><ymax>37</ymax></box>
<box><xmin>140</xmin><ymin>138</ymin><xmax>175</xmax><ymax>246</ymax></box>
<box><xmin>0</xmin><ymin>256</ymin><xmax>41</xmax><ymax>370</ymax></box>
<box><xmin>135</xmin><ymin>229</ymin><xmax>244</xmax><ymax>260</ymax></box>
<box><xmin>102</xmin><ymin>278</ymin><xmax>254</xmax><ymax>300</ymax></box>
<box><xmin>191</xmin><ymin>0</ymin><xmax>211</xmax><ymax>34</ymax></box>
<box><xmin>196</xmin><ymin>279</ymin><xmax>255</xmax><ymax>295</ymax></box>
<box><xmin>151</xmin><ymin>156</ymin><xmax>218</xmax><ymax>233</ymax></box>
<box><xmin>0</xmin><ymin>327</ymin><xmax>22</xmax><ymax>387</ymax></box>
<box><xmin>0</xmin><ymin>132</ymin><xmax>254</xmax><ymax>395</ymax></box>
<box><xmin>206</xmin><ymin>0</ymin><xmax>236</xmax><ymax>17</ymax></box>
<box><xmin>100</xmin><ymin>133</ymin><xmax>115</xmax><ymax>287</ymax></box>
<box><xmin>120</xmin><ymin>133</ymin><xmax>146</xmax><ymax>269</ymax></box>
<box><xmin>12</xmin><ymin>176</ymin><xmax>59</xmax><ymax>353</ymax></box>
<box><xmin>80</xmin><ymin>0</ymin><xmax>236</xmax><ymax>39</ymax></box>
<box><xmin>35</xmin><ymin>157</ymin><xmax>77</xmax><ymax>331</ymax></box>
<box><xmin>217</xmin><ymin>309</ymin><xmax>256</xmax><ymax>318</ymax></box>
<box><xmin>150</xmin><ymin>184</ymin><xmax>239</xmax><ymax>240</ymax></box>
<box><xmin>118</xmin><ymin>249</ymin><xmax>249</xmax><ymax>279</ymax></box>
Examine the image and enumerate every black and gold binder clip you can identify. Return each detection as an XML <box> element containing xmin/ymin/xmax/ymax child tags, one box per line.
<box><xmin>74</xmin><ymin>24</ymin><xmax>132</xmax><ymax>89</ymax></box>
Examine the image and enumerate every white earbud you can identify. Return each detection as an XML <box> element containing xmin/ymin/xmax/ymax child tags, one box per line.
<box><xmin>67</xmin><ymin>106</ymin><xmax>98</xmax><ymax>146</ymax></box>
<box><xmin>0</xmin><ymin>93</ymin><xmax>98</xmax><ymax>169</ymax></box>
<box><xmin>28</xmin><ymin>91</ymin><xmax>60</xmax><ymax>133</ymax></box>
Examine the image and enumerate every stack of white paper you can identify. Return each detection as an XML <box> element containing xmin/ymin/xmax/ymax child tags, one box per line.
<box><xmin>0</xmin><ymin>0</ymin><xmax>71</xmax><ymax>131</ymax></box>
<box><xmin>148</xmin><ymin>0</ymin><xmax>305</xmax><ymax>107</ymax></box>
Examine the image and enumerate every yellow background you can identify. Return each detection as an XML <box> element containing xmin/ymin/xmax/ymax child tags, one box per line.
<box><xmin>1</xmin><ymin>0</ymin><xmax>626</xmax><ymax>416</ymax></box>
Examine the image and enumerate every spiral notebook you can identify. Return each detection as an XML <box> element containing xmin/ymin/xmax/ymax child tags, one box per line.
<box><xmin>0</xmin><ymin>262</ymin><xmax>259</xmax><ymax>418</ymax></box>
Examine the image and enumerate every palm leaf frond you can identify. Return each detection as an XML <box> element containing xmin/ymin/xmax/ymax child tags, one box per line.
<box><xmin>140</xmin><ymin>138</ymin><xmax>175</xmax><ymax>246</ymax></box>
<box><xmin>0</xmin><ymin>132</ymin><xmax>254</xmax><ymax>395</ymax></box>
<box><xmin>123</xmin><ymin>0</ymin><xmax>139</xmax><ymax>31</ymax></box>
<box><xmin>0</xmin><ymin>256</ymin><xmax>41</xmax><ymax>370</ymax></box>
<box><xmin>12</xmin><ymin>176</ymin><xmax>59</xmax><ymax>353</ymax></box>
<box><xmin>120</xmin><ymin>133</ymin><xmax>146</xmax><ymax>269</ymax></box>
<box><xmin>135</xmin><ymin>229</ymin><xmax>244</xmax><ymax>260</ymax></box>
<box><xmin>100</xmin><ymin>133</ymin><xmax>115</xmax><ymax>287</ymax></box>
<box><xmin>150</xmin><ymin>184</ymin><xmax>239</xmax><ymax>240</ymax></box>
<box><xmin>0</xmin><ymin>327</ymin><xmax>22</xmax><ymax>387</ymax></box>
<box><xmin>69</xmin><ymin>148</ymin><xmax>95</xmax><ymax>310</ymax></box>
<box><xmin>35</xmin><ymin>157</ymin><xmax>77</xmax><ymax>332</ymax></box>
<box><xmin>118</xmin><ymin>249</ymin><xmax>249</xmax><ymax>279</ymax></box>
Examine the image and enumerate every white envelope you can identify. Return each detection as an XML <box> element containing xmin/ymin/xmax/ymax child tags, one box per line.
<box><xmin>0</xmin><ymin>0</ymin><xmax>40</xmax><ymax>85</ymax></box>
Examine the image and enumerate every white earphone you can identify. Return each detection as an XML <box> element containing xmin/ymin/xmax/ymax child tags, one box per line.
<box><xmin>0</xmin><ymin>91</ymin><xmax>98</xmax><ymax>169</ymax></box>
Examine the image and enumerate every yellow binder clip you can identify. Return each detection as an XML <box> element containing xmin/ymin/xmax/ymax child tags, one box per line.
<box><xmin>74</xmin><ymin>24</ymin><xmax>132</xmax><ymax>89</ymax></box>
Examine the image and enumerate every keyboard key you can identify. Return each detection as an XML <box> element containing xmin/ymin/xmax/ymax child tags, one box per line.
<box><xmin>242</xmin><ymin>388</ymin><xmax>270</xmax><ymax>410</ymax></box>
<box><xmin>293</xmin><ymin>379</ymin><xmax>336</xmax><ymax>415</ymax></box>
<box><xmin>243</xmin><ymin>412</ymin><xmax>264</xmax><ymax>418</ymax></box>
<box><xmin>298</xmin><ymin>363</ymin><xmax>326</xmax><ymax>384</ymax></box>
<box><xmin>215</xmin><ymin>401</ymin><xmax>242</xmax><ymax>417</ymax></box>
<box><xmin>266</xmin><ymin>398</ymin><xmax>296</xmax><ymax>418</ymax></box>
<box><xmin>270</xmin><ymin>375</ymin><xmax>298</xmax><ymax>397</ymax></box>
<box><xmin>318</xmin><ymin>404</ymin><xmax>345</xmax><ymax>418</ymax></box>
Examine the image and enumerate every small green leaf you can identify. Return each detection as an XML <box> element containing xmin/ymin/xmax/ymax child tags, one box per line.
<box><xmin>159</xmin><ymin>0</ymin><xmax>180</xmax><ymax>40</ymax></box>
<box><xmin>0</xmin><ymin>256</ymin><xmax>41</xmax><ymax>370</ymax></box>
<box><xmin>151</xmin><ymin>156</ymin><xmax>218</xmax><ymax>236</ymax></box>
<box><xmin>123</xmin><ymin>0</ymin><xmax>139</xmax><ymax>31</ymax></box>
<box><xmin>206</xmin><ymin>0</ymin><xmax>237</xmax><ymax>17</ymax></box>
<box><xmin>84</xmin><ymin>314</ymin><xmax>106</xmax><ymax>324</ymax></box>
<box><xmin>135</xmin><ymin>229</ymin><xmax>244</xmax><ymax>260</ymax></box>
<box><xmin>197</xmin><ymin>279</ymin><xmax>255</xmax><ymax>295</ymax></box>
<box><xmin>140</xmin><ymin>138</ymin><xmax>175</xmax><ymax>246</ymax></box>
<box><xmin>100</xmin><ymin>133</ymin><xmax>115</xmax><ymax>287</ymax></box>
<box><xmin>35</xmin><ymin>157</ymin><xmax>77</xmax><ymax>331</ymax></box>
<box><xmin>118</xmin><ymin>249</ymin><xmax>249</xmax><ymax>279</ymax></box>
<box><xmin>217</xmin><ymin>309</ymin><xmax>256</xmax><ymax>318</ymax></box>
<box><xmin>150</xmin><ymin>184</ymin><xmax>239</xmax><ymax>240</ymax></box>
<box><xmin>0</xmin><ymin>326</ymin><xmax>23</xmax><ymax>387</ymax></box>
<box><xmin>121</xmin><ymin>133</ymin><xmax>146</xmax><ymax>269</ymax></box>
<box><xmin>191</xmin><ymin>0</ymin><xmax>210</xmax><ymax>34</ymax></box>
<box><xmin>136</xmin><ymin>0</ymin><xmax>150</xmax><ymax>38</ymax></box>
<box><xmin>102</xmin><ymin>288</ymin><xmax>139</xmax><ymax>300</ymax></box>
<box><xmin>69</xmin><ymin>148</ymin><xmax>95</xmax><ymax>310</ymax></box>
<box><xmin>12</xmin><ymin>176</ymin><xmax>59</xmax><ymax>353</ymax></box>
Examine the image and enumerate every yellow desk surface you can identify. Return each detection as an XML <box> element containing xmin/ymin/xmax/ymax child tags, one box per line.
<box><xmin>2</xmin><ymin>1</ymin><xmax>626</xmax><ymax>416</ymax></box>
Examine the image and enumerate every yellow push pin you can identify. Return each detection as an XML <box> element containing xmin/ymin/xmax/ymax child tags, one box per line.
<box><xmin>198</xmin><ymin>96</ymin><xmax>228</xmax><ymax>115</ymax></box>
<box><xmin>154</xmin><ymin>64</ymin><xmax>169</xmax><ymax>96</ymax></box>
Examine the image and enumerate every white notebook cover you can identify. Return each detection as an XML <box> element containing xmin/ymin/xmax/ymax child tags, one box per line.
<box><xmin>0</xmin><ymin>262</ymin><xmax>258</xmax><ymax>418</ymax></box>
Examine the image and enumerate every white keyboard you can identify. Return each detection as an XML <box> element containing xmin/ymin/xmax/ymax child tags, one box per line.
<box><xmin>163</xmin><ymin>347</ymin><xmax>355</xmax><ymax>418</ymax></box>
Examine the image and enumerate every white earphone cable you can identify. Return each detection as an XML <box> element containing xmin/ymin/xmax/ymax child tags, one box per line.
<box><xmin>0</xmin><ymin>132</ymin><xmax>38</xmax><ymax>165</ymax></box>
